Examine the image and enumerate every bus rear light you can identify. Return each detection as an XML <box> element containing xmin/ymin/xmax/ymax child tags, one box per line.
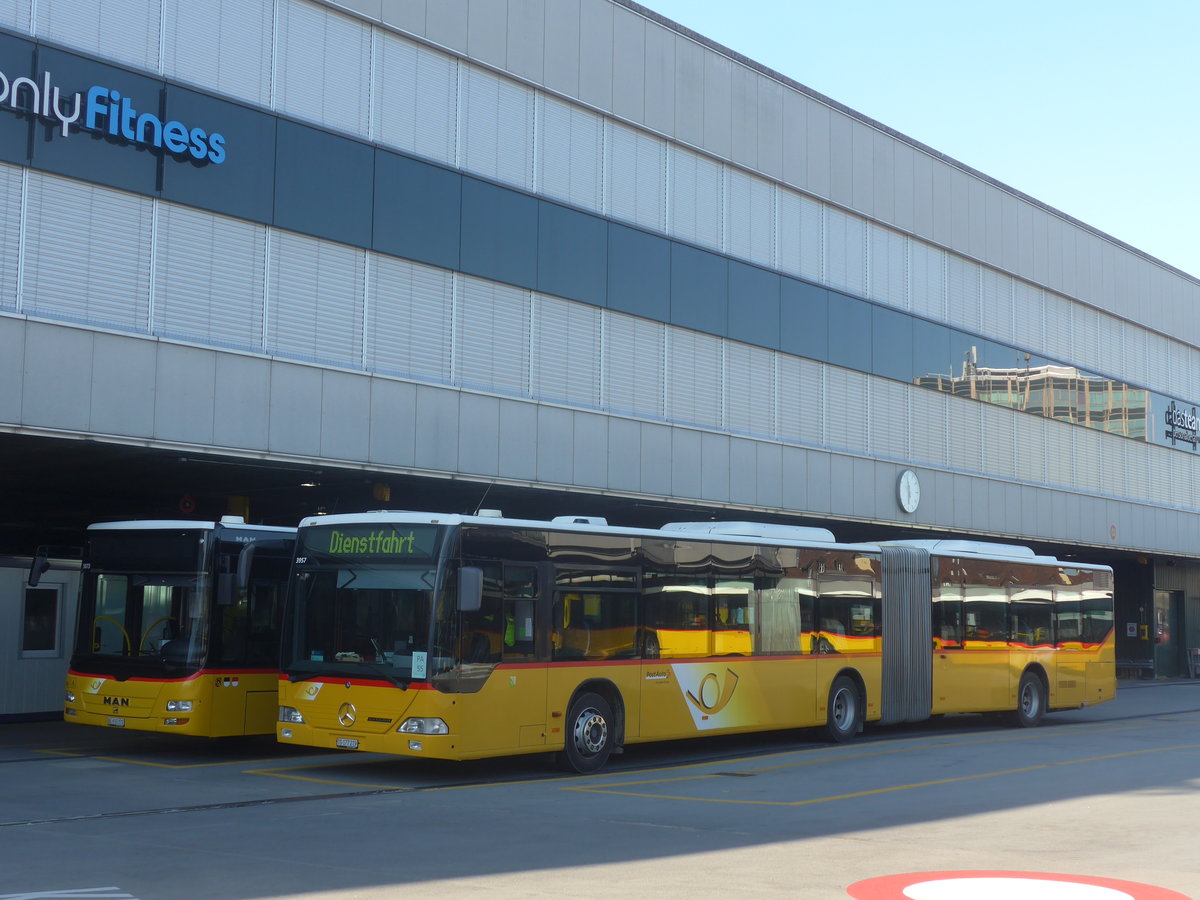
<box><xmin>166</xmin><ymin>700</ymin><xmax>193</xmax><ymax>712</ymax></box>
<box><xmin>398</xmin><ymin>717</ymin><xmax>448</xmax><ymax>735</ymax></box>
<box><xmin>279</xmin><ymin>706</ymin><xmax>305</xmax><ymax>724</ymax></box>
<box><xmin>163</xmin><ymin>718</ymin><xmax>190</xmax><ymax>726</ymax></box>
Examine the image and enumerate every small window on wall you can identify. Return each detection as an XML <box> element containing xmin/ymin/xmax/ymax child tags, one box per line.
<box><xmin>22</xmin><ymin>585</ymin><xmax>62</xmax><ymax>658</ymax></box>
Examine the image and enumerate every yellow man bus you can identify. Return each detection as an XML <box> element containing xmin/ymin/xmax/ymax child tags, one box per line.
<box><xmin>64</xmin><ymin>517</ymin><xmax>295</xmax><ymax>737</ymax></box>
<box><xmin>276</xmin><ymin>512</ymin><xmax>1114</xmax><ymax>771</ymax></box>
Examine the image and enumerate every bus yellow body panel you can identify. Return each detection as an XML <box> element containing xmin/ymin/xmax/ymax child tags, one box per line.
<box><xmin>65</xmin><ymin>670</ymin><xmax>278</xmax><ymax>737</ymax></box>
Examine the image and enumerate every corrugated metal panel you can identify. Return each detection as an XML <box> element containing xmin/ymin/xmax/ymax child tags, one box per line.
<box><xmin>267</xmin><ymin>232</ymin><xmax>365</xmax><ymax>367</ymax></box>
<box><xmin>868</xmin><ymin>224</ymin><xmax>908</xmax><ymax>311</ymax></box>
<box><xmin>456</xmin><ymin>277</ymin><xmax>530</xmax><ymax>396</ymax></box>
<box><xmin>23</xmin><ymin>175</ymin><xmax>152</xmax><ymax>332</ymax></box>
<box><xmin>606</xmin><ymin>122</ymin><xmax>665</xmax><ymax>231</ymax></box>
<box><xmin>0</xmin><ymin>165</ymin><xmax>20</xmax><ymax>311</ymax></box>
<box><xmin>669</xmin><ymin>147</ymin><xmax>722</xmax><ymax>250</ymax></box>
<box><xmin>665</xmin><ymin>329</ymin><xmax>723</xmax><ymax>428</ymax></box>
<box><xmin>537</xmin><ymin>95</ymin><xmax>603</xmax><ymax>213</ymax></box>
<box><xmin>154</xmin><ymin>204</ymin><xmax>266</xmax><ymax>351</ymax></box>
<box><xmin>724</xmin><ymin>342</ymin><xmax>774</xmax><ymax>438</ymax></box>
<box><xmin>824</xmin><ymin>207</ymin><xmax>865</xmax><ymax>297</ymax></box>
<box><xmin>603</xmin><ymin>312</ymin><xmax>665</xmax><ymax>419</ymax></box>
<box><xmin>880</xmin><ymin>545</ymin><xmax>931</xmax><ymax>725</ymax></box>
<box><xmin>35</xmin><ymin>0</ymin><xmax>159</xmax><ymax>71</ymax></box>
<box><xmin>531</xmin><ymin>294</ymin><xmax>601</xmax><ymax>407</ymax></box>
<box><xmin>164</xmin><ymin>0</ymin><xmax>273</xmax><ymax>106</ymax></box>
<box><xmin>725</xmin><ymin>168</ymin><xmax>774</xmax><ymax>268</ymax></box>
<box><xmin>980</xmin><ymin>268</ymin><xmax>1013</xmax><ymax>345</ymax></box>
<box><xmin>909</xmin><ymin>241</ymin><xmax>946</xmax><ymax>322</ymax></box>
<box><xmin>945</xmin><ymin>255</ymin><xmax>980</xmax><ymax>334</ymax></box>
<box><xmin>367</xmin><ymin>255</ymin><xmax>454</xmax><ymax>383</ymax></box>
<box><xmin>462</xmin><ymin>64</ymin><xmax>534</xmax><ymax>190</ymax></box>
<box><xmin>275</xmin><ymin>0</ymin><xmax>372</xmax><ymax>137</ymax></box>
<box><xmin>823</xmin><ymin>366</ymin><xmax>868</xmax><ymax>453</ymax></box>
<box><xmin>373</xmin><ymin>31</ymin><xmax>458</xmax><ymax>165</ymax></box>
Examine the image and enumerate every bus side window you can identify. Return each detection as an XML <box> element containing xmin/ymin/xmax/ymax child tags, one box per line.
<box><xmin>502</xmin><ymin>565</ymin><xmax>537</xmax><ymax>659</ymax></box>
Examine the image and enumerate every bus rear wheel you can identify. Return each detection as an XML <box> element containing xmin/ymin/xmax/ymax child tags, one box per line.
<box><xmin>1014</xmin><ymin>671</ymin><xmax>1046</xmax><ymax>728</ymax></box>
<box><xmin>558</xmin><ymin>691</ymin><xmax>614</xmax><ymax>773</ymax></box>
<box><xmin>824</xmin><ymin>675</ymin><xmax>861</xmax><ymax>743</ymax></box>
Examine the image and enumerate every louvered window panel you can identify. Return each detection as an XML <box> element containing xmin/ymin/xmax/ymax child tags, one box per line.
<box><xmin>1</xmin><ymin>2</ymin><xmax>30</xmax><ymax>32</ymax></box>
<box><xmin>604</xmin><ymin>312</ymin><xmax>665</xmax><ymax>419</ymax></box>
<box><xmin>0</xmin><ymin>165</ymin><xmax>21</xmax><ymax>311</ymax></box>
<box><xmin>23</xmin><ymin>175</ymin><xmax>151</xmax><ymax>332</ymax></box>
<box><xmin>154</xmin><ymin>204</ymin><xmax>266</xmax><ymax>351</ymax></box>
<box><xmin>944</xmin><ymin>399</ymin><xmax>983</xmax><ymax>474</ymax></box>
<box><xmin>908</xmin><ymin>385</ymin><xmax>947</xmax><ymax>469</ymax></box>
<box><xmin>268</xmin><ymin>232</ymin><xmax>365</xmax><ymax>367</ymax></box>
<box><xmin>979</xmin><ymin>402</ymin><xmax>1015</xmax><ymax>480</ymax></box>
<box><xmin>1041</xmin><ymin>292</ymin><xmax>1073</xmax><ymax>364</ymax></box>
<box><xmin>725</xmin><ymin>169</ymin><xmax>774</xmax><ymax>268</ymax></box>
<box><xmin>1124</xmin><ymin>442</ymin><xmax>1149</xmax><ymax>505</ymax></box>
<box><xmin>824</xmin><ymin>208</ymin><xmax>865</xmax><ymax>297</ymax></box>
<box><xmin>909</xmin><ymin>241</ymin><xmax>946</xmax><ymax>322</ymax></box>
<box><xmin>1044</xmin><ymin>419</ymin><xmax>1075</xmax><ymax>490</ymax></box>
<box><xmin>538</xmin><ymin>96</ymin><xmax>603</xmax><ymax>213</ymax></box>
<box><xmin>366</xmin><ymin>255</ymin><xmax>453</xmax><ymax>383</ymax></box>
<box><xmin>665</xmin><ymin>330</ymin><xmax>723</xmax><ymax>428</ymax></box>
<box><xmin>606</xmin><ymin>123</ymin><xmax>665</xmax><ymax>231</ymax></box>
<box><xmin>777</xmin><ymin>356</ymin><xmax>825</xmax><ymax>447</ymax></box>
<box><xmin>1094</xmin><ymin>314</ymin><xmax>1123</xmax><ymax>383</ymax></box>
<box><xmin>669</xmin><ymin>148</ymin><xmax>722</xmax><ymax>250</ymax></box>
<box><xmin>1073</xmin><ymin>428</ymin><xmax>1101</xmax><ymax>493</ymax></box>
<box><xmin>1073</xmin><ymin>305</ymin><xmax>1100</xmax><ymax>372</ymax></box>
<box><xmin>823</xmin><ymin>366</ymin><xmax>869</xmax><ymax>454</ymax></box>
<box><xmin>1168</xmin><ymin>451</ymin><xmax>1195</xmax><ymax>511</ymax></box>
<box><xmin>1098</xmin><ymin>434</ymin><xmax>1125</xmax><ymax>501</ymax></box>
<box><xmin>164</xmin><ymin>0</ymin><xmax>273</xmax><ymax>107</ymax></box>
<box><xmin>776</xmin><ymin>190</ymin><xmax>802</xmax><ymax>278</ymax></box>
<box><xmin>1122</xmin><ymin>324</ymin><xmax>1149</xmax><ymax>393</ymax></box>
<box><xmin>462</xmin><ymin>66</ymin><xmax>534</xmax><ymax>191</ymax></box>
<box><xmin>797</xmin><ymin>194</ymin><xmax>824</xmax><ymax>284</ymax></box>
<box><xmin>1145</xmin><ymin>334</ymin><xmax>1171</xmax><ymax>396</ymax></box>
<box><xmin>456</xmin><ymin>278</ymin><xmax>530</xmax><ymax>396</ymax></box>
<box><xmin>531</xmin><ymin>295</ymin><xmax>601</xmax><ymax>407</ymax></box>
<box><xmin>725</xmin><ymin>342</ymin><xmax>774</xmax><ymax>437</ymax></box>
<box><xmin>373</xmin><ymin>32</ymin><xmax>457</xmax><ymax>165</ymax></box>
<box><xmin>35</xmin><ymin>0</ymin><xmax>159</xmax><ymax>71</ymax></box>
<box><xmin>868</xmin><ymin>224</ymin><xmax>908</xmax><ymax>310</ymax></box>
<box><xmin>945</xmin><ymin>255</ymin><xmax>980</xmax><ymax>334</ymax></box>
<box><xmin>980</xmin><ymin>269</ymin><xmax>1013</xmax><ymax>345</ymax></box>
<box><xmin>1011</xmin><ymin>280</ymin><xmax>1043</xmax><ymax>356</ymax></box>
<box><xmin>1010</xmin><ymin>413</ymin><xmax>1045</xmax><ymax>483</ymax></box>
<box><xmin>275</xmin><ymin>0</ymin><xmax>371</xmax><ymax>137</ymax></box>
<box><xmin>1145</xmin><ymin>444</ymin><xmax>1174</xmax><ymax>506</ymax></box>
<box><xmin>870</xmin><ymin>379</ymin><xmax>908</xmax><ymax>461</ymax></box>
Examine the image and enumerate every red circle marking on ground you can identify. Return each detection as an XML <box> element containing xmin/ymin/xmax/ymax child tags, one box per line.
<box><xmin>846</xmin><ymin>871</ymin><xmax>1192</xmax><ymax>900</ymax></box>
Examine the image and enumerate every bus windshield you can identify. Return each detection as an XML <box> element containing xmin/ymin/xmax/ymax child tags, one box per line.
<box><xmin>283</xmin><ymin>524</ymin><xmax>443</xmax><ymax>684</ymax></box>
<box><xmin>74</xmin><ymin>529</ymin><xmax>211</xmax><ymax>676</ymax></box>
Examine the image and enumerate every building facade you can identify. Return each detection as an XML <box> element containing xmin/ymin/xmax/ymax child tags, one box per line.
<box><xmin>2</xmin><ymin>0</ymin><xmax>1199</xmax><ymax>714</ymax></box>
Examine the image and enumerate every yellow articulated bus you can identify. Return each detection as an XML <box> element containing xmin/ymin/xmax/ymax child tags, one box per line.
<box><xmin>277</xmin><ymin>512</ymin><xmax>1115</xmax><ymax>772</ymax></box>
<box><xmin>64</xmin><ymin>517</ymin><xmax>296</xmax><ymax>737</ymax></box>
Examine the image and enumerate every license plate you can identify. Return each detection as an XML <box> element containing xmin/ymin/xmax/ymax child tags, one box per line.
<box><xmin>335</xmin><ymin>737</ymin><xmax>359</xmax><ymax>750</ymax></box>
<box><xmin>108</xmin><ymin>717</ymin><xmax>125</xmax><ymax>727</ymax></box>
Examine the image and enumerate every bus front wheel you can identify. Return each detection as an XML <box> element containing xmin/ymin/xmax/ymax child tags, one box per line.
<box><xmin>824</xmin><ymin>675</ymin><xmax>861</xmax><ymax>743</ymax></box>
<box><xmin>1014</xmin><ymin>671</ymin><xmax>1046</xmax><ymax>728</ymax></box>
<box><xmin>559</xmin><ymin>691</ymin><xmax>614</xmax><ymax>773</ymax></box>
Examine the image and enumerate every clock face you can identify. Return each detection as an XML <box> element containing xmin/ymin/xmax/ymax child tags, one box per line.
<box><xmin>898</xmin><ymin>470</ymin><xmax>920</xmax><ymax>513</ymax></box>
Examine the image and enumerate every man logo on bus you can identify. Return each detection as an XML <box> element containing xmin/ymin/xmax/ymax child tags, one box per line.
<box><xmin>685</xmin><ymin>668</ymin><xmax>739</xmax><ymax>716</ymax></box>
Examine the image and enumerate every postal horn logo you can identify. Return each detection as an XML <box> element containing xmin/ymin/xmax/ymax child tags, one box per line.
<box><xmin>685</xmin><ymin>668</ymin><xmax>739</xmax><ymax>715</ymax></box>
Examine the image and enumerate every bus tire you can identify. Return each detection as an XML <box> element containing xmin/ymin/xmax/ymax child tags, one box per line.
<box><xmin>558</xmin><ymin>691</ymin><xmax>615</xmax><ymax>773</ymax></box>
<box><xmin>1014</xmin><ymin>670</ymin><xmax>1046</xmax><ymax>728</ymax></box>
<box><xmin>824</xmin><ymin>675</ymin><xmax>861</xmax><ymax>743</ymax></box>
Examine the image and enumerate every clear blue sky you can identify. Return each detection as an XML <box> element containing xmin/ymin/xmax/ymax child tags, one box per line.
<box><xmin>644</xmin><ymin>0</ymin><xmax>1200</xmax><ymax>279</ymax></box>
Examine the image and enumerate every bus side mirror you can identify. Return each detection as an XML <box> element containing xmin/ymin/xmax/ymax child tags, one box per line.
<box><xmin>27</xmin><ymin>553</ymin><xmax>50</xmax><ymax>587</ymax></box>
<box><xmin>458</xmin><ymin>567</ymin><xmax>483</xmax><ymax>612</ymax></box>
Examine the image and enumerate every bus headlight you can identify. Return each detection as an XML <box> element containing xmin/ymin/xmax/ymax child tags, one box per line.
<box><xmin>398</xmin><ymin>717</ymin><xmax>448</xmax><ymax>735</ymax></box>
<box><xmin>278</xmin><ymin>706</ymin><xmax>305</xmax><ymax>724</ymax></box>
<box><xmin>65</xmin><ymin>690</ymin><xmax>76</xmax><ymax>703</ymax></box>
<box><xmin>166</xmin><ymin>700</ymin><xmax>193</xmax><ymax>712</ymax></box>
